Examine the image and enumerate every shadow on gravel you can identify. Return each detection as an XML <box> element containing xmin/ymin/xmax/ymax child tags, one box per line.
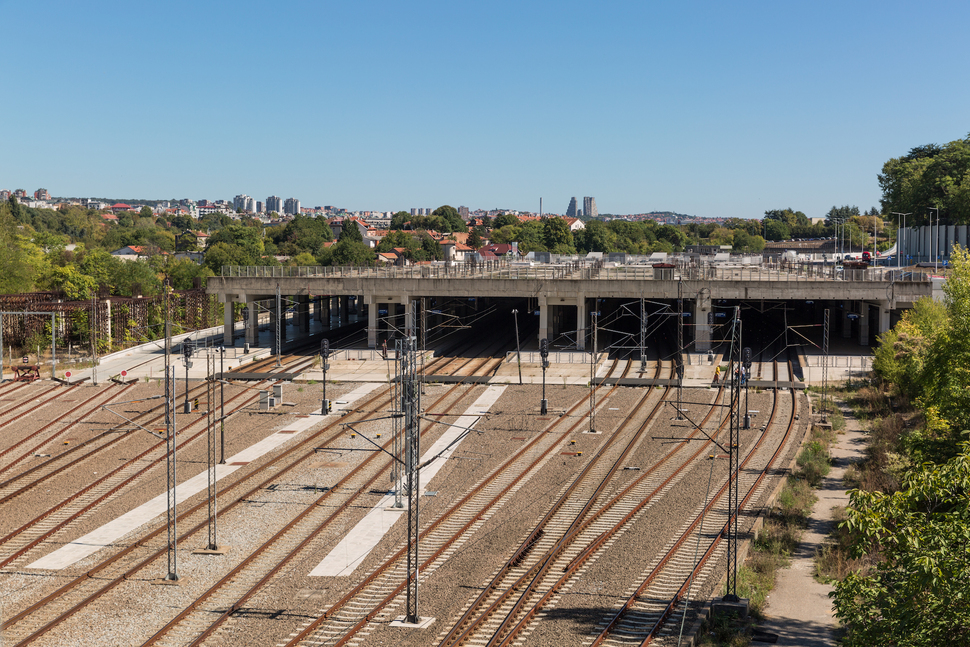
<box><xmin>757</xmin><ymin>615</ymin><xmax>837</xmax><ymax>646</ymax></box>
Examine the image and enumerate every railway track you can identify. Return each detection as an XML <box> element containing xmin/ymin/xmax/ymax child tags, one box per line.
<box><xmin>434</xmin><ymin>365</ymin><xmax>734</xmax><ymax>647</ymax></box>
<box><xmin>277</xmin><ymin>360</ymin><xmax>658</xmax><ymax>647</ymax></box>
<box><xmin>140</xmin><ymin>378</ymin><xmax>504</xmax><ymax>645</ymax></box>
<box><xmin>587</xmin><ymin>362</ymin><xmax>800</xmax><ymax>646</ymax></box>
<box><xmin>1</xmin><ymin>348</ymin><xmax>507</xmax><ymax>645</ymax></box>
<box><xmin>0</xmin><ymin>357</ymin><xmax>320</xmax><ymax>570</ymax></box>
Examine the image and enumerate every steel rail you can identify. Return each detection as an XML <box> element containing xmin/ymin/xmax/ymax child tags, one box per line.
<box><xmin>4</xmin><ymin>355</ymin><xmax>387</xmax><ymax>645</ymax></box>
<box><xmin>440</xmin><ymin>365</ymin><xmax>675</xmax><ymax>647</ymax></box>
<box><xmin>142</xmin><ymin>374</ymin><xmax>493</xmax><ymax>646</ymax></box>
<box><xmin>0</xmin><ymin>383</ymin><xmax>128</xmax><ymax>474</ymax></box>
<box><xmin>487</xmin><ymin>385</ymin><xmax>734</xmax><ymax>647</ymax></box>
<box><xmin>590</xmin><ymin>362</ymin><xmax>797</xmax><ymax>646</ymax></box>
<box><xmin>0</xmin><ymin>361</ymin><xmax>311</xmax><ymax>569</ymax></box>
<box><xmin>279</xmin><ymin>360</ymin><xmax>648</xmax><ymax>647</ymax></box>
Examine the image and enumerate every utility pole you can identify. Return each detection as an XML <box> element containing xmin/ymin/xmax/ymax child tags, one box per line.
<box><xmin>398</xmin><ymin>310</ymin><xmax>421</xmax><ymax>624</ymax></box>
<box><xmin>723</xmin><ymin>306</ymin><xmax>742</xmax><ymax>603</ymax></box>
<box><xmin>640</xmin><ymin>297</ymin><xmax>647</xmax><ymax>373</ymax></box>
<box><xmin>219</xmin><ymin>346</ymin><xmax>225</xmax><ymax>464</ymax></box>
<box><xmin>822</xmin><ymin>309</ymin><xmax>830</xmax><ymax>423</ymax></box>
<box><xmin>275</xmin><ymin>283</ymin><xmax>282</xmax><ymax>367</ymax></box>
<box><xmin>589</xmin><ymin>310</ymin><xmax>597</xmax><ymax>433</ymax></box>
<box><xmin>676</xmin><ymin>280</ymin><xmax>684</xmax><ymax>420</ymax></box>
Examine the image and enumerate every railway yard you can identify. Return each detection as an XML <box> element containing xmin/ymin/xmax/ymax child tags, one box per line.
<box><xmin>0</xmin><ymin>321</ymin><xmax>813</xmax><ymax>647</ymax></box>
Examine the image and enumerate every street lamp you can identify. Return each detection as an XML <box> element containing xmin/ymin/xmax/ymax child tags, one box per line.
<box><xmin>928</xmin><ymin>207</ymin><xmax>939</xmax><ymax>270</ymax></box>
<box><xmin>891</xmin><ymin>212</ymin><xmax>910</xmax><ymax>270</ymax></box>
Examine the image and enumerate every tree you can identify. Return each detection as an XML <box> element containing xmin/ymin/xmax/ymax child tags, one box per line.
<box><xmin>763</xmin><ymin>219</ymin><xmax>791</xmax><ymax>241</ymax></box>
<box><xmin>468</xmin><ymin>228</ymin><xmax>483</xmax><ymax>249</ymax></box>
<box><xmin>0</xmin><ymin>202</ymin><xmax>37</xmax><ymax>293</ymax></box>
<box><xmin>879</xmin><ymin>134</ymin><xmax>970</xmax><ymax>225</ymax></box>
<box><xmin>432</xmin><ymin>205</ymin><xmax>465</xmax><ymax>232</ymax></box>
<box><xmin>205</xmin><ymin>223</ymin><xmax>264</xmax><ymax>265</ymax></box>
<box><xmin>542</xmin><ymin>217</ymin><xmax>575</xmax><ymax>253</ymax></box>
<box><xmin>338</xmin><ymin>220</ymin><xmax>364</xmax><ymax>243</ymax></box>
<box><xmin>492</xmin><ymin>213</ymin><xmax>520</xmax><ymax>229</ymax></box>
<box><xmin>833</xmin><ymin>442</ymin><xmax>970</xmax><ymax>647</ymax></box>
<box><xmin>389</xmin><ymin>211</ymin><xmax>410</xmax><ymax>230</ymax></box>
<box><xmin>575</xmin><ymin>219</ymin><xmax>617</xmax><ymax>253</ymax></box>
<box><xmin>329</xmin><ymin>240</ymin><xmax>374</xmax><ymax>266</ymax></box>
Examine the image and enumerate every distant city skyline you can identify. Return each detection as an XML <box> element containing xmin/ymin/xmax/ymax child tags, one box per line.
<box><xmin>2</xmin><ymin>2</ymin><xmax>968</xmax><ymax>220</ymax></box>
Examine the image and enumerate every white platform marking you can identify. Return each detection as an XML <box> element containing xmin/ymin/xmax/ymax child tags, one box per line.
<box><xmin>28</xmin><ymin>383</ymin><xmax>382</xmax><ymax>570</ymax></box>
<box><xmin>309</xmin><ymin>385</ymin><xmax>506</xmax><ymax>577</ymax></box>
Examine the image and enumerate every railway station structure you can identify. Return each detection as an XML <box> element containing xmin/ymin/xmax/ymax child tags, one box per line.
<box><xmin>208</xmin><ymin>262</ymin><xmax>935</xmax><ymax>353</ymax></box>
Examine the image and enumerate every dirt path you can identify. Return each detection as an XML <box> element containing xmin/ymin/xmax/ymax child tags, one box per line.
<box><xmin>757</xmin><ymin>399</ymin><xmax>866</xmax><ymax>646</ymax></box>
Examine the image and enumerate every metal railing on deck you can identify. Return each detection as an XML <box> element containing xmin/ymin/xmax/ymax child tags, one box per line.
<box><xmin>220</xmin><ymin>262</ymin><xmax>930</xmax><ymax>283</ymax></box>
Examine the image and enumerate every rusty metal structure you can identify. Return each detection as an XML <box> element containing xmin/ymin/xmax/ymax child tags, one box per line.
<box><xmin>0</xmin><ymin>289</ymin><xmax>221</xmax><ymax>356</ymax></box>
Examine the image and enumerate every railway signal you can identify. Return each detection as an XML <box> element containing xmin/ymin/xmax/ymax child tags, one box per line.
<box><xmin>539</xmin><ymin>338</ymin><xmax>549</xmax><ymax>415</ymax></box>
<box><xmin>321</xmin><ymin>339</ymin><xmax>331</xmax><ymax>415</ymax></box>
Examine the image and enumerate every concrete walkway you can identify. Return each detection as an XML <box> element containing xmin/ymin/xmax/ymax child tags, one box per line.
<box><xmin>758</xmin><ymin>399</ymin><xmax>866</xmax><ymax>646</ymax></box>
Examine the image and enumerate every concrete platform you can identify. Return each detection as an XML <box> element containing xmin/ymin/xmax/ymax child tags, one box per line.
<box><xmin>309</xmin><ymin>385</ymin><xmax>506</xmax><ymax>577</ymax></box>
<box><xmin>27</xmin><ymin>382</ymin><xmax>381</xmax><ymax>571</ymax></box>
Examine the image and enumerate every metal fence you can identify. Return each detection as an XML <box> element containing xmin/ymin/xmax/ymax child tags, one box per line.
<box><xmin>221</xmin><ymin>262</ymin><xmax>930</xmax><ymax>283</ymax></box>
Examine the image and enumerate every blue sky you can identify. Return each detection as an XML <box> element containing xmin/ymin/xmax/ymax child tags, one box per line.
<box><xmin>3</xmin><ymin>0</ymin><xmax>968</xmax><ymax>219</ymax></box>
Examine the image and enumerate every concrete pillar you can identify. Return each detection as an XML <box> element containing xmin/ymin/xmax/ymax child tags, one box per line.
<box><xmin>877</xmin><ymin>300</ymin><xmax>892</xmax><ymax>335</ymax></box>
<box><xmin>298</xmin><ymin>295</ymin><xmax>310</xmax><ymax>334</ymax></box>
<box><xmin>694</xmin><ymin>291</ymin><xmax>712</xmax><ymax>352</ymax></box>
<box><xmin>576</xmin><ymin>295</ymin><xmax>587</xmax><ymax>351</ymax></box>
<box><xmin>858</xmin><ymin>302</ymin><xmax>870</xmax><ymax>346</ymax></box>
<box><xmin>246</xmin><ymin>301</ymin><xmax>258</xmax><ymax>345</ymax></box>
<box><xmin>365</xmin><ymin>295</ymin><xmax>377</xmax><ymax>348</ymax></box>
<box><xmin>340</xmin><ymin>296</ymin><xmax>350</xmax><ymax>327</ymax></box>
<box><xmin>270</xmin><ymin>299</ymin><xmax>280</xmax><ymax>354</ymax></box>
<box><xmin>538</xmin><ymin>296</ymin><xmax>549</xmax><ymax>344</ymax></box>
<box><xmin>223</xmin><ymin>298</ymin><xmax>234</xmax><ymax>346</ymax></box>
<box><xmin>404</xmin><ymin>296</ymin><xmax>415</xmax><ymax>337</ymax></box>
<box><xmin>841</xmin><ymin>301</ymin><xmax>852</xmax><ymax>339</ymax></box>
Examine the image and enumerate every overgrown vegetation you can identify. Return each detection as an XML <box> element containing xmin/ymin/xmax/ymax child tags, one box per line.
<box><xmin>826</xmin><ymin>246</ymin><xmax>970</xmax><ymax>646</ymax></box>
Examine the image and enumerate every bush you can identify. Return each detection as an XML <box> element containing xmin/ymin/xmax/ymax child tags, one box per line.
<box><xmin>795</xmin><ymin>440</ymin><xmax>831</xmax><ymax>486</ymax></box>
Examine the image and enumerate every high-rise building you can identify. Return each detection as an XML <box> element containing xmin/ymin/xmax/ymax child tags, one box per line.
<box><xmin>284</xmin><ymin>198</ymin><xmax>301</xmax><ymax>215</ymax></box>
<box><xmin>233</xmin><ymin>194</ymin><xmax>256</xmax><ymax>212</ymax></box>
<box><xmin>266</xmin><ymin>196</ymin><xmax>282</xmax><ymax>214</ymax></box>
<box><xmin>566</xmin><ymin>197</ymin><xmax>578</xmax><ymax>218</ymax></box>
<box><xmin>256</xmin><ymin>201</ymin><xmax>263</xmax><ymax>213</ymax></box>
<box><xmin>459</xmin><ymin>206</ymin><xmax>469</xmax><ymax>218</ymax></box>
<box><xmin>34</xmin><ymin>188</ymin><xmax>50</xmax><ymax>200</ymax></box>
<box><xmin>583</xmin><ymin>197</ymin><xmax>598</xmax><ymax>218</ymax></box>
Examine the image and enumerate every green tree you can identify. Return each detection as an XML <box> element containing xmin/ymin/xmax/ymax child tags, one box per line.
<box><xmin>879</xmin><ymin>135</ymin><xmax>970</xmax><ymax>225</ymax></box>
<box><xmin>205</xmin><ymin>223</ymin><xmax>264</xmax><ymax>265</ymax></box>
<box><xmin>492</xmin><ymin>213</ymin><xmax>520</xmax><ymax>229</ymax></box>
<box><xmin>338</xmin><ymin>220</ymin><xmax>364</xmax><ymax>243</ymax></box>
<box><xmin>542</xmin><ymin>217</ymin><xmax>575</xmax><ymax>253</ymax></box>
<box><xmin>833</xmin><ymin>442</ymin><xmax>970</xmax><ymax>647</ymax></box>
<box><xmin>575</xmin><ymin>219</ymin><xmax>617</xmax><ymax>253</ymax></box>
<box><xmin>0</xmin><ymin>202</ymin><xmax>38</xmax><ymax>293</ymax></box>
<box><xmin>329</xmin><ymin>240</ymin><xmax>374</xmax><ymax>265</ymax></box>
<box><xmin>468</xmin><ymin>228</ymin><xmax>483</xmax><ymax>249</ymax></box>
<box><xmin>389</xmin><ymin>211</ymin><xmax>411</xmax><ymax>230</ymax></box>
<box><xmin>432</xmin><ymin>205</ymin><xmax>465</xmax><ymax>232</ymax></box>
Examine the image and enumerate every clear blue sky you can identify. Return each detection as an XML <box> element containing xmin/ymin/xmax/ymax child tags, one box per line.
<box><xmin>3</xmin><ymin>0</ymin><xmax>968</xmax><ymax>219</ymax></box>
